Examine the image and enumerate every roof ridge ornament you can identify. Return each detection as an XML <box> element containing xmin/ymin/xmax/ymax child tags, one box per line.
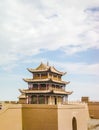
<box><xmin>47</xmin><ymin>61</ymin><xmax>49</xmax><ymax>66</ymax></box>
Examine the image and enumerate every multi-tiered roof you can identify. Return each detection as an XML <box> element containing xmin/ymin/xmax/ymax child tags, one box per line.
<box><xmin>19</xmin><ymin>62</ymin><xmax>72</xmax><ymax>104</ymax></box>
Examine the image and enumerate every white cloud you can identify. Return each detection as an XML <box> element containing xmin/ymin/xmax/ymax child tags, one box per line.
<box><xmin>50</xmin><ymin>61</ymin><xmax>99</xmax><ymax>76</ymax></box>
<box><xmin>69</xmin><ymin>81</ymin><xmax>99</xmax><ymax>101</ymax></box>
<box><xmin>0</xmin><ymin>0</ymin><xmax>99</xmax><ymax>65</ymax></box>
<box><xmin>0</xmin><ymin>0</ymin><xmax>99</xmax><ymax>101</ymax></box>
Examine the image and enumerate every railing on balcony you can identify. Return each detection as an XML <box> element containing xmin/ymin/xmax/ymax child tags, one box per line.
<box><xmin>29</xmin><ymin>86</ymin><xmax>65</xmax><ymax>92</ymax></box>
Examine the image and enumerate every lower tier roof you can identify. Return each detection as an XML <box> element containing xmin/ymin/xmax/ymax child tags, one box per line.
<box><xmin>19</xmin><ymin>89</ymin><xmax>72</xmax><ymax>96</ymax></box>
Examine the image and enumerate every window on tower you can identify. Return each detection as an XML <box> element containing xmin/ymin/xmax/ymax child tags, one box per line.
<box><xmin>41</xmin><ymin>73</ymin><xmax>47</xmax><ymax>79</ymax></box>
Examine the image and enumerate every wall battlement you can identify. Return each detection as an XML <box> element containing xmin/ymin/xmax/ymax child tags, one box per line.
<box><xmin>81</xmin><ymin>97</ymin><xmax>99</xmax><ymax>119</ymax></box>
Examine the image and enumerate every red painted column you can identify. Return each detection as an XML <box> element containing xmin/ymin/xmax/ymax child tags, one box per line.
<box><xmin>28</xmin><ymin>95</ymin><xmax>31</xmax><ymax>104</ymax></box>
<box><xmin>37</xmin><ymin>84</ymin><xmax>39</xmax><ymax>90</ymax></box>
<box><xmin>26</xmin><ymin>96</ymin><xmax>29</xmax><ymax>104</ymax></box>
<box><xmin>46</xmin><ymin>84</ymin><xmax>47</xmax><ymax>90</ymax></box>
<box><xmin>38</xmin><ymin>83</ymin><xmax>41</xmax><ymax>90</ymax></box>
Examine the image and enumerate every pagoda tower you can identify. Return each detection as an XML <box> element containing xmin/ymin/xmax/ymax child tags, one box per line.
<box><xmin>19</xmin><ymin>62</ymin><xmax>72</xmax><ymax>105</ymax></box>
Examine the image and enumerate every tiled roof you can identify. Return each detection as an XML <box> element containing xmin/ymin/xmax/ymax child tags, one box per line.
<box><xmin>27</xmin><ymin>62</ymin><xmax>66</xmax><ymax>75</ymax></box>
<box><xmin>23</xmin><ymin>78</ymin><xmax>70</xmax><ymax>85</ymax></box>
<box><xmin>18</xmin><ymin>94</ymin><xmax>26</xmax><ymax>99</ymax></box>
<box><xmin>53</xmin><ymin>90</ymin><xmax>72</xmax><ymax>95</ymax></box>
<box><xmin>20</xmin><ymin>89</ymin><xmax>51</xmax><ymax>94</ymax></box>
<box><xmin>19</xmin><ymin>89</ymin><xmax>72</xmax><ymax>95</ymax></box>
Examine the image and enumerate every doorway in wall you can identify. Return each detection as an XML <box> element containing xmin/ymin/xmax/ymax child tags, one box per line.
<box><xmin>72</xmin><ymin>117</ymin><xmax>77</xmax><ymax>130</ymax></box>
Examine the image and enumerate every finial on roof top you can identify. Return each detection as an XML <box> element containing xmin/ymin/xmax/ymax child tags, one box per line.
<box><xmin>47</xmin><ymin>61</ymin><xmax>49</xmax><ymax>66</ymax></box>
<box><xmin>41</xmin><ymin>61</ymin><xmax>43</xmax><ymax>64</ymax></box>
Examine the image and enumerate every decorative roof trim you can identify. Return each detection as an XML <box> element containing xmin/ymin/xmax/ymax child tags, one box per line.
<box><xmin>19</xmin><ymin>89</ymin><xmax>73</xmax><ymax>95</ymax></box>
<box><xmin>18</xmin><ymin>94</ymin><xmax>26</xmax><ymax>99</ymax></box>
<box><xmin>20</xmin><ymin>89</ymin><xmax>51</xmax><ymax>94</ymax></box>
<box><xmin>23</xmin><ymin>78</ymin><xmax>70</xmax><ymax>85</ymax></box>
<box><xmin>27</xmin><ymin>62</ymin><xmax>66</xmax><ymax>75</ymax></box>
<box><xmin>53</xmin><ymin>90</ymin><xmax>73</xmax><ymax>95</ymax></box>
<box><xmin>49</xmin><ymin>66</ymin><xmax>66</xmax><ymax>75</ymax></box>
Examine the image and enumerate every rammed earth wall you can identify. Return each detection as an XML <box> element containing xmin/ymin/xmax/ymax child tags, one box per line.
<box><xmin>0</xmin><ymin>103</ymin><xmax>89</xmax><ymax>130</ymax></box>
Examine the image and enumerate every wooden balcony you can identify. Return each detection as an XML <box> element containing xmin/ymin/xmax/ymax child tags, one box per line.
<box><xmin>29</xmin><ymin>86</ymin><xmax>65</xmax><ymax>92</ymax></box>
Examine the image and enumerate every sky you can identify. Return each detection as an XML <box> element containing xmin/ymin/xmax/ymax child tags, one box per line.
<box><xmin>0</xmin><ymin>0</ymin><xmax>99</xmax><ymax>101</ymax></box>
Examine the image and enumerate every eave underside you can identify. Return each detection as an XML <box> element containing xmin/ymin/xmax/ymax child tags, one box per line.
<box><xmin>23</xmin><ymin>78</ymin><xmax>70</xmax><ymax>85</ymax></box>
<box><xmin>19</xmin><ymin>89</ymin><xmax>72</xmax><ymax>96</ymax></box>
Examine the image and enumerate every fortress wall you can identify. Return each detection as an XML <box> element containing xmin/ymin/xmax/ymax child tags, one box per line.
<box><xmin>81</xmin><ymin>97</ymin><xmax>99</xmax><ymax>119</ymax></box>
<box><xmin>0</xmin><ymin>104</ymin><xmax>22</xmax><ymax>130</ymax></box>
<box><xmin>88</xmin><ymin>102</ymin><xmax>99</xmax><ymax>119</ymax></box>
<box><xmin>21</xmin><ymin>104</ymin><xmax>89</xmax><ymax>130</ymax></box>
<box><xmin>22</xmin><ymin>104</ymin><xmax>58</xmax><ymax>130</ymax></box>
<box><xmin>0</xmin><ymin>103</ymin><xmax>89</xmax><ymax>130</ymax></box>
<box><xmin>58</xmin><ymin>104</ymin><xmax>89</xmax><ymax>130</ymax></box>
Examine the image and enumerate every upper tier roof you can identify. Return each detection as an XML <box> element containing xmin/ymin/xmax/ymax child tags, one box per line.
<box><xmin>27</xmin><ymin>62</ymin><xmax>66</xmax><ymax>75</ymax></box>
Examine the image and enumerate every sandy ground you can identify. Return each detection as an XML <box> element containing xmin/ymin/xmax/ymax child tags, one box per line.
<box><xmin>88</xmin><ymin>119</ymin><xmax>99</xmax><ymax>130</ymax></box>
